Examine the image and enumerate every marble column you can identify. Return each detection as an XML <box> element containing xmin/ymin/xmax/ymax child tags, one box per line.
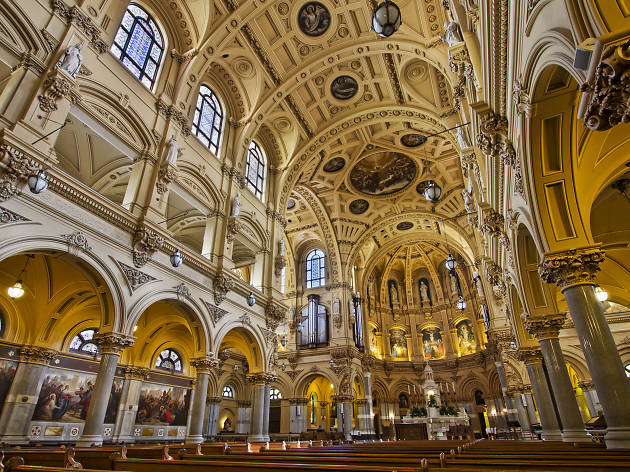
<box><xmin>519</xmin><ymin>347</ymin><xmax>562</xmax><ymax>440</ymax></box>
<box><xmin>247</xmin><ymin>372</ymin><xmax>275</xmax><ymax>442</ymax></box>
<box><xmin>289</xmin><ymin>398</ymin><xmax>306</xmax><ymax>433</ymax></box>
<box><xmin>355</xmin><ymin>399</ymin><xmax>370</xmax><ymax>434</ymax></box>
<box><xmin>525</xmin><ymin>313</ymin><xmax>589</xmax><ymax>442</ymax></box>
<box><xmin>579</xmin><ymin>381</ymin><xmax>601</xmax><ymax>418</ymax></box>
<box><xmin>77</xmin><ymin>333</ymin><xmax>134</xmax><ymax>446</ymax></box>
<box><xmin>341</xmin><ymin>396</ymin><xmax>354</xmax><ymax>440</ymax></box>
<box><xmin>112</xmin><ymin>367</ymin><xmax>148</xmax><ymax>443</ymax></box>
<box><xmin>319</xmin><ymin>401</ymin><xmax>328</xmax><ymax>430</ymax></box>
<box><xmin>522</xmin><ymin>387</ymin><xmax>539</xmax><ymax>426</ymax></box>
<box><xmin>0</xmin><ymin>346</ymin><xmax>56</xmax><ymax>443</ymax></box>
<box><xmin>186</xmin><ymin>356</ymin><xmax>217</xmax><ymax>443</ymax></box>
<box><xmin>540</xmin><ymin>246</ymin><xmax>630</xmax><ymax>448</ymax></box>
<box><xmin>205</xmin><ymin>397</ymin><xmax>221</xmax><ymax>437</ymax></box>
<box><xmin>237</xmin><ymin>400</ymin><xmax>252</xmax><ymax>434</ymax></box>
<box><xmin>508</xmin><ymin>387</ymin><xmax>531</xmax><ymax>431</ymax></box>
<box><xmin>495</xmin><ymin>361</ymin><xmax>518</xmax><ymax>424</ymax></box>
<box><xmin>363</xmin><ymin>372</ymin><xmax>374</xmax><ymax>435</ymax></box>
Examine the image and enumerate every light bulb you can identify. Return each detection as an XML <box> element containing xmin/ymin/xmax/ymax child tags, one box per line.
<box><xmin>170</xmin><ymin>249</ymin><xmax>183</xmax><ymax>267</ymax></box>
<box><xmin>595</xmin><ymin>286</ymin><xmax>608</xmax><ymax>302</ymax></box>
<box><xmin>445</xmin><ymin>253</ymin><xmax>458</xmax><ymax>271</ymax></box>
<box><xmin>7</xmin><ymin>281</ymin><xmax>24</xmax><ymax>298</ymax></box>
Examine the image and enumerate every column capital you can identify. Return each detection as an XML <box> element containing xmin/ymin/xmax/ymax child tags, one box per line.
<box><xmin>578</xmin><ymin>381</ymin><xmax>595</xmax><ymax>391</ymax></box>
<box><xmin>332</xmin><ymin>394</ymin><xmax>354</xmax><ymax>403</ymax></box>
<box><xmin>506</xmin><ymin>386</ymin><xmax>524</xmax><ymax>395</ymax></box>
<box><xmin>206</xmin><ymin>396</ymin><xmax>222</xmax><ymax>405</ymax></box>
<box><xmin>124</xmin><ymin>366</ymin><xmax>149</xmax><ymax>380</ymax></box>
<box><xmin>94</xmin><ymin>332</ymin><xmax>135</xmax><ymax>355</ymax></box>
<box><xmin>190</xmin><ymin>356</ymin><xmax>219</xmax><ymax>374</ymax></box>
<box><xmin>354</xmin><ymin>398</ymin><xmax>369</xmax><ymax>406</ymax></box>
<box><xmin>237</xmin><ymin>400</ymin><xmax>252</xmax><ymax>408</ymax></box>
<box><xmin>319</xmin><ymin>401</ymin><xmax>329</xmax><ymax>407</ymax></box>
<box><xmin>288</xmin><ymin>397</ymin><xmax>309</xmax><ymax>405</ymax></box>
<box><xmin>538</xmin><ymin>246</ymin><xmax>605</xmax><ymax>291</ymax></box>
<box><xmin>518</xmin><ymin>346</ymin><xmax>543</xmax><ymax>365</ymax></box>
<box><xmin>19</xmin><ymin>345</ymin><xmax>57</xmax><ymax>364</ymax></box>
<box><xmin>246</xmin><ymin>372</ymin><xmax>277</xmax><ymax>386</ymax></box>
<box><xmin>524</xmin><ymin>313</ymin><xmax>567</xmax><ymax>340</ymax></box>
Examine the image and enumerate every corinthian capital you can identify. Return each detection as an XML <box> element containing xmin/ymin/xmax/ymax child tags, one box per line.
<box><xmin>191</xmin><ymin>356</ymin><xmax>219</xmax><ymax>374</ymax></box>
<box><xmin>246</xmin><ymin>372</ymin><xmax>277</xmax><ymax>386</ymax></box>
<box><xmin>517</xmin><ymin>346</ymin><xmax>543</xmax><ymax>365</ymax></box>
<box><xmin>538</xmin><ymin>246</ymin><xmax>605</xmax><ymax>291</ymax></box>
<box><xmin>524</xmin><ymin>313</ymin><xmax>566</xmax><ymax>340</ymax></box>
<box><xmin>94</xmin><ymin>332</ymin><xmax>135</xmax><ymax>355</ymax></box>
<box><xmin>265</xmin><ymin>303</ymin><xmax>287</xmax><ymax>331</ymax></box>
<box><xmin>20</xmin><ymin>346</ymin><xmax>57</xmax><ymax>364</ymax></box>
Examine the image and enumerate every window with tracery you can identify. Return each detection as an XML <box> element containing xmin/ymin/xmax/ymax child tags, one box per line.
<box><xmin>245</xmin><ymin>141</ymin><xmax>266</xmax><ymax>200</ymax></box>
<box><xmin>192</xmin><ymin>84</ymin><xmax>224</xmax><ymax>155</ymax></box>
<box><xmin>69</xmin><ymin>328</ymin><xmax>99</xmax><ymax>355</ymax></box>
<box><xmin>269</xmin><ymin>387</ymin><xmax>282</xmax><ymax>399</ymax></box>
<box><xmin>111</xmin><ymin>3</ymin><xmax>165</xmax><ymax>89</ymax></box>
<box><xmin>155</xmin><ymin>348</ymin><xmax>183</xmax><ymax>372</ymax></box>
<box><xmin>306</xmin><ymin>249</ymin><xmax>326</xmax><ymax>289</ymax></box>
<box><xmin>223</xmin><ymin>385</ymin><xmax>234</xmax><ymax>398</ymax></box>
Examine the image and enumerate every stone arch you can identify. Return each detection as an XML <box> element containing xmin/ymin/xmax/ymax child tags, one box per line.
<box><xmin>294</xmin><ymin>370</ymin><xmax>336</xmax><ymax>398</ymax></box>
<box><xmin>213</xmin><ymin>323</ymin><xmax>266</xmax><ymax>374</ymax></box>
<box><xmin>0</xmin><ymin>0</ymin><xmax>52</xmax><ymax>62</ymax></box>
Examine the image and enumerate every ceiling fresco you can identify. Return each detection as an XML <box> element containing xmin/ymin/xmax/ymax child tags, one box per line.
<box><xmin>349</xmin><ymin>152</ymin><xmax>418</xmax><ymax>196</ymax></box>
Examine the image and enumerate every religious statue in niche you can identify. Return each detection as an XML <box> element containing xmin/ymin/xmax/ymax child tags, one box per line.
<box><xmin>164</xmin><ymin>136</ymin><xmax>180</xmax><ymax>166</ymax></box>
<box><xmin>298</xmin><ymin>2</ymin><xmax>331</xmax><ymax>37</ymax></box>
<box><xmin>398</xmin><ymin>393</ymin><xmax>409</xmax><ymax>409</ymax></box>
<box><xmin>388</xmin><ymin>279</ymin><xmax>400</xmax><ymax>306</ymax></box>
<box><xmin>369</xmin><ymin>327</ymin><xmax>380</xmax><ymax>356</ymax></box>
<box><xmin>456</xmin><ymin>319</ymin><xmax>476</xmax><ymax>356</ymax></box>
<box><xmin>439</xmin><ymin>21</ymin><xmax>464</xmax><ymax>46</ymax></box>
<box><xmin>389</xmin><ymin>328</ymin><xmax>408</xmax><ymax>358</ymax></box>
<box><xmin>421</xmin><ymin>327</ymin><xmax>444</xmax><ymax>360</ymax></box>
<box><xmin>332</xmin><ymin>297</ymin><xmax>340</xmax><ymax>315</ymax></box>
<box><xmin>222</xmin><ymin>417</ymin><xmax>233</xmax><ymax>431</ymax></box>
<box><xmin>418</xmin><ymin>278</ymin><xmax>432</xmax><ymax>306</ymax></box>
<box><xmin>448</xmin><ymin>271</ymin><xmax>460</xmax><ymax>295</ymax></box>
<box><xmin>56</xmin><ymin>43</ymin><xmax>83</xmax><ymax>79</ymax></box>
<box><xmin>231</xmin><ymin>191</ymin><xmax>241</xmax><ymax>217</ymax></box>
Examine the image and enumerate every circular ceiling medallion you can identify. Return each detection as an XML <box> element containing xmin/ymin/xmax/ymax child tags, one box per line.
<box><xmin>349</xmin><ymin>199</ymin><xmax>369</xmax><ymax>214</ymax></box>
<box><xmin>349</xmin><ymin>152</ymin><xmax>417</xmax><ymax>196</ymax></box>
<box><xmin>323</xmin><ymin>156</ymin><xmax>346</xmax><ymax>172</ymax></box>
<box><xmin>287</xmin><ymin>198</ymin><xmax>296</xmax><ymax>210</ymax></box>
<box><xmin>416</xmin><ymin>181</ymin><xmax>430</xmax><ymax>194</ymax></box>
<box><xmin>396</xmin><ymin>221</ymin><xmax>414</xmax><ymax>231</ymax></box>
<box><xmin>298</xmin><ymin>2</ymin><xmax>331</xmax><ymax>37</ymax></box>
<box><xmin>401</xmin><ymin>133</ymin><xmax>427</xmax><ymax>147</ymax></box>
<box><xmin>330</xmin><ymin>75</ymin><xmax>358</xmax><ymax>100</ymax></box>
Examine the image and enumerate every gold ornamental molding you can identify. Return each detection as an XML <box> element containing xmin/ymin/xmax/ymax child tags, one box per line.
<box><xmin>93</xmin><ymin>332</ymin><xmax>135</xmax><ymax>355</ymax></box>
<box><xmin>20</xmin><ymin>346</ymin><xmax>57</xmax><ymax>364</ymax></box>
<box><xmin>124</xmin><ymin>366</ymin><xmax>149</xmax><ymax>380</ymax></box>
<box><xmin>524</xmin><ymin>313</ymin><xmax>567</xmax><ymax>341</ymax></box>
<box><xmin>191</xmin><ymin>356</ymin><xmax>219</xmax><ymax>374</ymax></box>
<box><xmin>246</xmin><ymin>372</ymin><xmax>277</xmax><ymax>386</ymax></box>
<box><xmin>538</xmin><ymin>246</ymin><xmax>605</xmax><ymax>291</ymax></box>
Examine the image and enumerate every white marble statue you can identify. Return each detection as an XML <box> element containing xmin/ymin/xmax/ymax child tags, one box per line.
<box><xmin>420</xmin><ymin>281</ymin><xmax>430</xmax><ymax>303</ymax></box>
<box><xmin>231</xmin><ymin>191</ymin><xmax>241</xmax><ymax>217</ymax></box>
<box><xmin>165</xmin><ymin>136</ymin><xmax>179</xmax><ymax>166</ymax></box>
<box><xmin>440</xmin><ymin>21</ymin><xmax>464</xmax><ymax>47</ymax></box>
<box><xmin>390</xmin><ymin>283</ymin><xmax>399</xmax><ymax>304</ymax></box>
<box><xmin>456</xmin><ymin>127</ymin><xmax>471</xmax><ymax>149</ymax></box>
<box><xmin>332</xmin><ymin>297</ymin><xmax>340</xmax><ymax>315</ymax></box>
<box><xmin>56</xmin><ymin>43</ymin><xmax>83</xmax><ymax>79</ymax></box>
<box><xmin>278</xmin><ymin>237</ymin><xmax>286</xmax><ymax>257</ymax></box>
<box><xmin>462</xmin><ymin>188</ymin><xmax>474</xmax><ymax>213</ymax></box>
<box><xmin>450</xmin><ymin>272</ymin><xmax>458</xmax><ymax>294</ymax></box>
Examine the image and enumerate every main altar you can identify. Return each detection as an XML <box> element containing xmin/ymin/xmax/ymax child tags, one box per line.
<box><xmin>401</xmin><ymin>362</ymin><xmax>469</xmax><ymax>440</ymax></box>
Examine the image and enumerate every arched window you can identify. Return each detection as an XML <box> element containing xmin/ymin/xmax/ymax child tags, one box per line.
<box><xmin>111</xmin><ymin>3</ymin><xmax>165</xmax><ymax>89</ymax></box>
<box><xmin>269</xmin><ymin>387</ymin><xmax>282</xmax><ymax>399</ymax></box>
<box><xmin>69</xmin><ymin>328</ymin><xmax>99</xmax><ymax>355</ymax></box>
<box><xmin>192</xmin><ymin>85</ymin><xmax>224</xmax><ymax>155</ymax></box>
<box><xmin>310</xmin><ymin>393</ymin><xmax>317</xmax><ymax>425</ymax></box>
<box><xmin>155</xmin><ymin>348</ymin><xmax>182</xmax><ymax>372</ymax></box>
<box><xmin>245</xmin><ymin>141</ymin><xmax>266</xmax><ymax>200</ymax></box>
<box><xmin>222</xmin><ymin>385</ymin><xmax>234</xmax><ymax>398</ymax></box>
<box><xmin>625</xmin><ymin>363</ymin><xmax>630</xmax><ymax>379</ymax></box>
<box><xmin>306</xmin><ymin>249</ymin><xmax>326</xmax><ymax>289</ymax></box>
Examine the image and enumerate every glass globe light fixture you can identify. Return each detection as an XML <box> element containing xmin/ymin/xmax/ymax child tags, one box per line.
<box><xmin>170</xmin><ymin>249</ymin><xmax>183</xmax><ymax>267</ymax></box>
<box><xmin>329</xmin><ymin>358</ymin><xmax>335</xmax><ymax>367</ymax></box>
<box><xmin>372</xmin><ymin>0</ymin><xmax>401</xmax><ymax>38</ymax></box>
<box><xmin>281</xmin><ymin>363</ymin><xmax>286</xmax><ymax>372</ymax></box>
<box><xmin>27</xmin><ymin>170</ymin><xmax>49</xmax><ymax>194</ymax></box>
<box><xmin>445</xmin><ymin>253</ymin><xmax>458</xmax><ymax>271</ymax></box>
<box><xmin>456</xmin><ymin>296</ymin><xmax>466</xmax><ymax>311</ymax></box>
<box><xmin>595</xmin><ymin>286</ymin><xmax>608</xmax><ymax>302</ymax></box>
<box><xmin>7</xmin><ymin>281</ymin><xmax>25</xmax><ymax>299</ymax></box>
<box><xmin>424</xmin><ymin>180</ymin><xmax>442</xmax><ymax>203</ymax></box>
<box><xmin>247</xmin><ymin>291</ymin><xmax>256</xmax><ymax>306</ymax></box>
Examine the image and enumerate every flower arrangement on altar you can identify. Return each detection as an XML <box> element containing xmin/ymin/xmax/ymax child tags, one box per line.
<box><xmin>428</xmin><ymin>395</ymin><xmax>438</xmax><ymax>408</ymax></box>
<box><xmin>410</xmin><ymin>406</ymin><xmax>427</xmax><ymax>417</ymax></box>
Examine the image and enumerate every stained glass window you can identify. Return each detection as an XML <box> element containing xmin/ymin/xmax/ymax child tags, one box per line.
<box><xmin>111</xmin><ymin>3</ymin><xmax>165</xmax><ymax>89</ymax></box>
<box><xmin>223</xmin><ymin>385</ymin><xmax>234</xmax><ymax>398</ymax></box>
<box><xmin>245</xmin><ymin>141</ymin><xmax>266</xmax><ymax>200</ymax></box>
<box><xmin>269</xmin><ymin>387</ymin><xmax>282</xmax><ymax>399</ymax></box>
<box><xmin>192</xmin><ymin>85</ymin><xmax>224</xmax><ymax>156</ymax></box>
<box><xmin>155</xmin><ymin>348</ymin><xmax>183</xmax><ymax>372</ymax></box>
<box><xmin>69</xmin><ymin>328</ymin><xmax>99</xmax><ymax>355</ymax></box>
<box><xmin>306</xmin><ymin>249</ymin><xmax>326</xmax><ymax>288</ymax></box>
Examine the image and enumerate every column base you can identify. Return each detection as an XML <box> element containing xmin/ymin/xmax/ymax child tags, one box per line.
<box><xmin>75</xmin><ymin>434</ymin><xmax>103</xmax><ymax>447</ymax></box>
<box><xmin>541</xmin><ymin>430</ymin><xmax>562</xmax><ymax>441</ymax></box>
<box><xmin>605</xmin><ymin>427</ymin><xmax>630</xmax><ymax>449</ymax></box>
<box><xmin>185</xmin><ymin>434</ymin><xmax>204</xmax><ymax>444</ymax></box>
<box><xmin>561</xmin><ymin>429</ymin><xmax>591</xmax><ymax>442</ymax></box>
<box><xmin>247</xmin><ymin>434</ymin><xmax>269</xmax><ymax>442</ymax></box>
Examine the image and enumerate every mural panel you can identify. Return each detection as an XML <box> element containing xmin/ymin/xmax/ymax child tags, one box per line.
<box><xmin>421</xmin><ymin>327</ymin><xmax>444</xmax><ymax>359</ymax></box>
<box><xmin>297</xmin><ymin>2</ymin><xmax>331</xmax><ymax>37</ymax></box>
<box><xmin>456</xmin><ymin>319</ymin><xmax>476</xmax><ymax>356</ymax></box>
<box><xmin>136</xmin><ymin>382</ymin><xmax>191</xmax><ymax>426</ymax></box>
<box><xmin>349</xmin><ymin>153</ymin><xmax>417</xmax><ymax>196</ymax></box>
<box><xmin>32</xmin><ymin>368</ymin><xmax>122</xmax><ymax>423</ymax></box>
<box><xmin>389</xmin><ymin>328</ymin><xmax>408</xmax><ymax>358</ymax></box>
<box><xmin>0</xmin><ymin>359</ymin><xmax>17</xmax><ymax>412</ymax></box>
